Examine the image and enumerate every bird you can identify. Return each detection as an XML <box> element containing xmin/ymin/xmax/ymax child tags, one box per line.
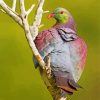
<box><xmin>33</xmin><ymin>8</ymin><xmax>87</xmax><ymax>100</ymax></box>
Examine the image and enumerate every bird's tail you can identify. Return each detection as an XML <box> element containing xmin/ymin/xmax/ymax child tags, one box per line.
<box><xmin>53</xmin><ymin>71</ymin><xmax>82</xmax><ymax>95</ymax></box>
<box><xmin>58</xmin><ymin>79</ymin><xmax>82</xmax><ymax>95</ymax></box>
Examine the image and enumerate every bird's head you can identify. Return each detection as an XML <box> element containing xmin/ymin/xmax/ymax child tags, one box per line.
<box><xmin>48</xmin><ymin>8</ymin><xmax>70</xmax><ymax>24</ymax></box>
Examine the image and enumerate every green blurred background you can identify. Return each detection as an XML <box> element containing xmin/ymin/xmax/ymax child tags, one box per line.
<box><xmin>0</xmin><ymin>0</ymin><xmax>100</xmax><ymax>100</ymax></box>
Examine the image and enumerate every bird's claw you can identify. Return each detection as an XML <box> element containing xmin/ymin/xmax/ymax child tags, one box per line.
<box><xmin>45</xmin><ymin>56</ymin><xmax>52</xmax><ymax>78</ymax></box>
<box><xmin>45</xmin><ymin>66</ymin><xmax>52</xmax><ymax>78</ymax></box>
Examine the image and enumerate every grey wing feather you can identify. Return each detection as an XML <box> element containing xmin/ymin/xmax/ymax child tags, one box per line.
<box><xmin>57</xmin><ymin>27</ymin><xmax>78</xmax><ymax>42</ymax></box>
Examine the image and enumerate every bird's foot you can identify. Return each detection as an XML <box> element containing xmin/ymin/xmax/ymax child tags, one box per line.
<box><xmin>45</xmin><ymin>65</ymin><xmax>51</xmax><ymax>78</ymax></box>
<box><xmin>45</xmin><ymin>56</ymin><xmax>52</xmax><ymax>79</ymax></box>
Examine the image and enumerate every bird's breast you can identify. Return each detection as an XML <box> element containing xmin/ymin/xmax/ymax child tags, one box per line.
<box><xmin>49</xmin><ymin>42</ymin><xmax>74</xmax><ymax>72</ymax></box>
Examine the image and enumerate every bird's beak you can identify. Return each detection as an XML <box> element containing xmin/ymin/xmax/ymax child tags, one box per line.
<box><xmin>47</xmin><ymin>13</ymin><xmax>55</xmax><ymax>19</ymax></box>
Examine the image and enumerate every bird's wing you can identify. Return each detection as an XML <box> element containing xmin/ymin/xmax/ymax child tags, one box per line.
<box><xmin>33</xmin><ymin>28</ymin><xmax>62</xmax><ymax>66</ymax></box>
<box><xmin>69</xmin><ymin>38</ymin><xmax>87</xmax><ymax>82</ymax></box>
<box><xmin>50</xmin><ymin>38</ymin><xmax>87</xmax><ymax>94</ymax></box>
<box><xmin>56</xmin><ymin>27</ymin><xmax>87</xmax><ymax>81</ymax></box>
<box><xmin>57</xmin><ymin>27</ymin><xmax>78</xmax><ymax>42</ymax></box>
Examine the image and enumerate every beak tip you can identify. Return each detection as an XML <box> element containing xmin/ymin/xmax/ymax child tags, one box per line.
<box><xmin>47</xmin><ymin>14</ymin><xmax>55</xmax><ymax>19</ymax></box>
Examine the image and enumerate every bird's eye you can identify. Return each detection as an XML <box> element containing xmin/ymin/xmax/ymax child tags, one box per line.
<box><xmin>60</xmin><ymin>11</ymin><xmax>64</xmax><ymax>14</ymax></box>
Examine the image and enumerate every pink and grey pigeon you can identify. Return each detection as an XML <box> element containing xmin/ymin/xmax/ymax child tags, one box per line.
<box><xmin>33</xmin><ymin>8</ymin><xmax>87</xmax><ymax>99</ymax></box>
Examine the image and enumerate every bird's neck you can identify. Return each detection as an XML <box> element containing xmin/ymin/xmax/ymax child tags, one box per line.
<box><xmin>56</xmin><ymin>19</ymin><xmax>68</xmax><ymax>24</ymax></box>
<box><xmin>53</xmin><ymin>22</ymin><xmax>67</xmax><ymax>28</ymax></box>
<box><xmin>54</xmin><ymin>16</ymin><xmax>76</xmax><ymax>32</ymax></box>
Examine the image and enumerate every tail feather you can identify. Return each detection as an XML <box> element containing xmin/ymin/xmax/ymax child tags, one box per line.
<box><xmin>68</xmin><ymin>79</ymin><xmax>82</xmax><ymax>89</ymax></box>
<box><xmin>58</xmin><ymin>79</ymin><xmax>82</xmax><ymax>95</ymax></box>
<box><xmin>58</xmin><ymin>85</ymin><xmax>75</xmax><ymax>93</ymax></box>
<box><xmin>53</xmin><ymin>71</ymin><xmax>82</xmax><ymax>95</ymax></box>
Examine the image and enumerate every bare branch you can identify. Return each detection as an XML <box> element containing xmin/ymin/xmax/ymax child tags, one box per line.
<box><xmin>33</xmin><ymin>0</ymin><xmax>44</xmax><ymax>26</ymax></box>
<box><xmin>30</xmin><ymin>0</ymin><xmax>45</xmax><ymax>40</ymax></box>
<box><xmin>26</xmin><ymin>4</ymin><xmax>35</xmax><ymax>15</ymax></box>
<box><xmin>19</xmin><ymin>0</ymin><xmax>46</xmax><ymax>69</ymax></box>
<box><xmin>0</xmin><ymin>0</ymin><xmax>46</xmax><ymax>72</ymax></box>
<box><xmin>12</xmin><ymin>0</ymin><xmax>17</xmax><ymax>11</ymax></box>
<box><xmin>0</xmin><ymin>0</ymin><xmax>22</xmax><ymax>26</ymax></box>
<box><xmin>20</xmin><ymin>0</ymin><xmax>25</xmax><ymax>13</ymax></box>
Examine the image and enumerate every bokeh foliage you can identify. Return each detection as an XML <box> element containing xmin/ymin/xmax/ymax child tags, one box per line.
<box><xmin>0</xmin><ymin>0</ymin><xmax>100</xmax><ymax>100</ymax></box>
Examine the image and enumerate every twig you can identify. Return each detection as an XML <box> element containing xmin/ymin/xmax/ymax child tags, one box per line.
<box><xmin>0</xmin><ymin>0</ymin><xmax>22</xmax><ymax>26</ymax></box>
<box><xmin>26</xmin><ymin>4</ymin><xmax>35</xmax><ymax>15</ymax></box>
<box><xmin>0</xmin><ymin>8</ymin><xmax>6</xmax><ymax>13</ymax></box>
<box><xmin>30</xmin><ymin>0</ymin><xmax>45</xmax><ymax>40</ymax></box>
<box><xmin>43</xmin><ymin>10</ymin><xmax>49</xmax><ymax>14</ymax></box>
<box><xmin>12</xmin><ymin>0</ymin><xmax>17</xmax><ymax>11</ymax></box>
<box><xmin>38</xmin><ymin>24</ymin><xmax>44</xmax><ymax>28</ymax></box>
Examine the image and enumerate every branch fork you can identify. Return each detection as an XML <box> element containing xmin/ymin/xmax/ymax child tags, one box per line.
<box><xmin>0</xmin><ymin>0</ymin><xmax>47</xmax><ymax>70</ymax></box>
